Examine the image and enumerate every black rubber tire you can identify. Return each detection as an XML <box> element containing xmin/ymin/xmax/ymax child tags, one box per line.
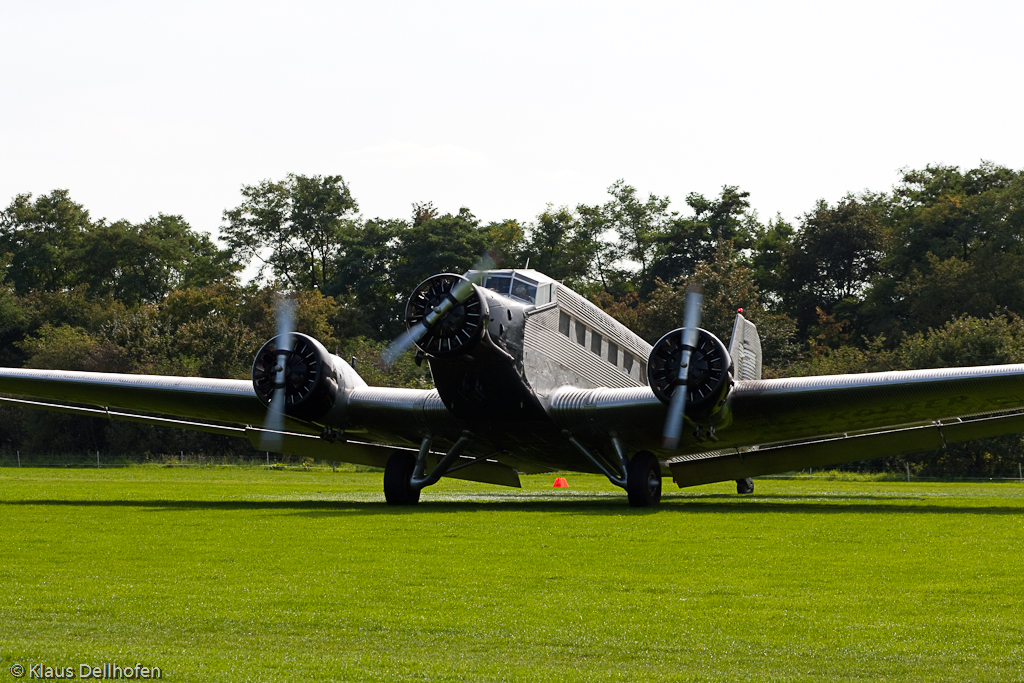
<box><xmin>384</xmin><ymin>450</ymin><xmax>421</xmax><ymax>505</ymax></box>
<box><xmin>626</xmin><ymin>450</ymin><xmax>662</xmax><ymax>508</ymax></box>
<box><xmin>736</xmin><ymin>477</ymin><xmax>755</xmax><ymax>494</ymax></box>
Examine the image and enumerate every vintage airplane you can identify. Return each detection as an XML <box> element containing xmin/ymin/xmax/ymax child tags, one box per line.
<box><xmin>3</xmin><ymin>267</ymin><xmax>1024</xmax><ymax>507</ymax></box>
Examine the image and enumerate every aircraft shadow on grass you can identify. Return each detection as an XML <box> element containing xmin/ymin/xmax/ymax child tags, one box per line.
<box><xmin>2</xmin><ymin>496</ymin><xmax>1021</xmax><ymax>516</ymax></box>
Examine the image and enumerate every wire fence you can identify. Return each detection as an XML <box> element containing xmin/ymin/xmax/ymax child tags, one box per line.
<box><xmin>760</xmin><ymin>469</ymin><xmax>1024</xmax><ymax>483</ymax></box>
<box><xmin>0</xmin><ymin>450</ymin><xmax>382</xmax><ymax>473</ymax></box>
<box><xmin>1</xmin><ymin>450</ymin><xmax>1022</xmax><ymax>482</ymax></box>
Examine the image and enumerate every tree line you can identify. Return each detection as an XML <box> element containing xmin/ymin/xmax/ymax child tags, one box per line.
<box><xmin>2</xmin><ymin>162</ymin><xmax>1024</xmax><ymax>476</ymax></box>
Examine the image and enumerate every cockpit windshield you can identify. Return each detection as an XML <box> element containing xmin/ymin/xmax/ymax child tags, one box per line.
<box><xmin>509</xmin><ymin>276</ymin><xmax>537</xmax><ymax>303</ymax></box>
<box><xmin>483</xmin><ymin>275</ymin><xmax>512</xmax><ymax>295</ymax></box>
<box><xmin>476</xmin><ymin>269</ymin><xmax>552</xmax><ymax>305</ymax></box>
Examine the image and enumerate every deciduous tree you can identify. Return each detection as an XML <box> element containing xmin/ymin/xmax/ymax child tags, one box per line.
<box><xmin>223</xmin><ymin>174</ymin><xmax>359</xmax><ymax>290</ymax></box>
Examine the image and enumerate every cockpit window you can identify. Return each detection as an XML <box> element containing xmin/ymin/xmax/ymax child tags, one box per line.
<box><xmin>482</xmin><ymin>271</ymin><xmax>540</xmax><ymax>303</ymax></box>
<box><xmin>484</xmin><ymin>276</ymin><xmax>512</xmax><ymax>295</ymax></box>
<box><xmin>510</xmin><ymin>277</ymin><xmax>537</xmax><ymax>303</ymax></box>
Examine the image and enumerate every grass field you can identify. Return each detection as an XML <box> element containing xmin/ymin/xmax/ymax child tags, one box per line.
<box><xmin>1</xmin><ymin>467</ymin><xmax>1022</xmax><ymax>682</ymax></box>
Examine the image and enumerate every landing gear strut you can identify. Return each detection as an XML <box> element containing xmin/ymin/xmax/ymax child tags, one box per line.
<box><xmin>564</xmin><ymin>432</ymin><xmax>664</xmax><ymax>508</ymax></box>
<box><xmin>383</xmin><ymin>433</ymin><xmax>474</xmax><ymax>505</ymax></box>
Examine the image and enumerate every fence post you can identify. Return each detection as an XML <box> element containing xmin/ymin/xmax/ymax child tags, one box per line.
<box><xmin>97</xmin><ymin>450</ymin><xmax>100</xmax><ymax>469</ymax></box>
<box><xmin>17</xmin><ymin>450</ymin><xmax>20</xmax><ymax>467</ymax></box>
<box><xmin>1019</xmin><ymin>462</ymin><xmax>1022</xmax><ymax>483</ymax></box>
<box><xmin>266</xmin><ymin>452</ymin><xmax>270</xmax><ymax>470</ymax></box>
<box><xmin>906</xmin><ymin>463</ymin><xmax>910</xmax><ymax>482</ymax></box>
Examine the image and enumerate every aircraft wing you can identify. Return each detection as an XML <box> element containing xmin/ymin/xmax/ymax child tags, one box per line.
<box><xmin>0</xmin><ymin>367</ymin><xmax>520</xmax><ymax>488</ymax></box>
<box><xmin>6</xmin><ymin>363</ymin><xmax>1024</xmax><ymax>489</ymax></box>
<box><xmin>548</xmin><ymin>364</ymin><xmax>1024</xmax><ymax>485</ymax></box>
<box><xmin>0</xmin><ymin>368</ymin><xmax>275</xmax><ymax>427</ymax></box>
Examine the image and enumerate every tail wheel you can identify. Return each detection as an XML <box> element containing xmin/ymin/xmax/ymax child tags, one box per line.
<box><xmin>384</xmin><ymin>450</ymin><xmax>421</xmax><ymax>505</ymax></box>
<box><xmin>626</xmin><ymin>450</ymin><xmax>662</xmax><ymax>508</ymax></box>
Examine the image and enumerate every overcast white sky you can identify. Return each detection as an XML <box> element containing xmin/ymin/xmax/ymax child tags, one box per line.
<box><xmin>2</xmin><ymin>0</ymin><xmax>1022</xmax><ymax>243</ymax></box>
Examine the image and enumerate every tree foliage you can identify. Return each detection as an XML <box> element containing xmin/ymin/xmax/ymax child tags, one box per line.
<box><xmin>4</xmin><ymin>162</ymin><xmax>1024</xmax><ymax>476</ymax></box>
<box><xmin>222</xmin><ymin>174</ymin><xmax>358</xmax><ymax>290</ymax></box>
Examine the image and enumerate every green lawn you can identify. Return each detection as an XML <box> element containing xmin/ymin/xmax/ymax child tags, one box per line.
<box><xmin>1</xmin><ymin>467</ymin><xmax>1022</xmax><ymax>682</ymax></box>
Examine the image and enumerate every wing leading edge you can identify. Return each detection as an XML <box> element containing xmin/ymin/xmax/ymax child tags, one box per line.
<box><xmin>0</xmin><ymin>368</ymin><xmax>272</xmax><ymax>427</ymax></box>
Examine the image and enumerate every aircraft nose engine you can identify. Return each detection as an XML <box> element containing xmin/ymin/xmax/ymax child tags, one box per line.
<box><xmin>647</xmin><ymin>328</ymin><xmax>732</xmax><ymax>416</ymax></box>
<box><xmin>405</xmin><ymin>273</ymin><xmax>488</xmax><ymax>356</ymax></box>
<box><xmin>252</xmin><ymin>333</ymin><xmax>339</xmax><ymax>422</ymax></box>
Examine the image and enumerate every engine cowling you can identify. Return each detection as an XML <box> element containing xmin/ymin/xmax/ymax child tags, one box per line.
<box><xmin>647</xmin><ymin>327</ymin><xmax>732</xmax><ymax>416</ymax></box>
<box><xmin>252</xmin><ymin>333</ymin><xmax>339</xmax><ymax>422</ymax></box>
<box><xmin>405</xmin><ymin>273</ymin><xmax>488</xmax><ymax>357</ymax></box>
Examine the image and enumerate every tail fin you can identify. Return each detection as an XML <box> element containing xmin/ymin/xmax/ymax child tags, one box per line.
<box><xmin>729</xmin><ymin>312</ymin><xmax>762</xmax><ymax>381</ymax></box>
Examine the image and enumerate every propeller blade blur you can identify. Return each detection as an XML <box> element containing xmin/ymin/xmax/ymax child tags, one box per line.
<box><xmin>382</xmin><ymin>321</ymin><xmax>427</xmax><ymax>365</ymax></box>
<box><xmin>661</xmin><ymin>284</ymin><xmax>703</xmax><ymax>450</ymax></box>
<box><xmin>259</xmin><ymin>297</ymin><xmax>295</xmax><ymax>451</ymax></box>
<box><xmin>662</xmin><ymin>382</ymin><xmax>688</xmax><ymax>449</ymax></box>
<box><xmin>259</xmin><ymin>385</ymin><xmax>286</xmax><ymax>451</ymax></box>
<box><xmin>275</xmin><ymin>294</ymin><xmax>295</xmax><ymax>342</ymax></box>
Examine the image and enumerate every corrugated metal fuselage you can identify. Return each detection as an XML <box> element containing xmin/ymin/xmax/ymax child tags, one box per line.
<box><xmin>423</xmin><ymin>281</ymin><xmax>661</xmax><ymax>474</ymax></box>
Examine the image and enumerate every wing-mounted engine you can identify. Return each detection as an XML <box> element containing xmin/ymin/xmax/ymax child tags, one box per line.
<box><xmin>406</xmin><ymin>274</ymin><xmax>489</xmax><ymax>356</ymax></box>
<box><xmin>252</xmin><ymin>332</ymin><xmax>359</xmax><ymax>424</ymax></box>
<box><xmin>648</xmin><ymin>327</ymin><xmax>732</xmax><ymax>423</ymax></box>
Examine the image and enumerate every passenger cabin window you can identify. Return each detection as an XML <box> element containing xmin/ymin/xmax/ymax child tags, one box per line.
<box><xmin>623</xmin><ymin>351</ymin><xmax>634</xmax><ymax>374</ymax></box>
<box><xmin>607</xmin><ymin>341</ymin><xmax>618</xmax><ymax>366</ymax></box>
<box><xmin>575</xmin><ymin>321</ymin><xmax>586</xmax><ymax>345</ymax></box>
<box><xmin>558</xmin><ymin>311</ymin><xmax>570</xmax><ymax>336</ymax></box>
<box><xmin>639</xmin><ymin>361</ymin><xmax>648</xmax><ymax>385</ymax></box>
<box><xmin>591</xmin><ymin>332</ymin><xmax>602</xmax><ymax>355</ymax></box>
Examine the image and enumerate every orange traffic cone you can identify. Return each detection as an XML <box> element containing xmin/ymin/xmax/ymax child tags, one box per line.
<box><xmin>553</xmin><ymin>477</ymin><xmax>569</xmax><ymax>488</ymax></box>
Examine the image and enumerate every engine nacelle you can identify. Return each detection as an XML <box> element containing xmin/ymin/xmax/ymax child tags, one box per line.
<box><xmin>252</xmin><ymin>333</ymin><xmax>344</xmax><ymax>423</ymax></box>
<box><xmin>647</xmin><ymin>328</ymin><xmax>732</xmax><ymax>418</ymax></box>
<box><xmin>406</xmin><ymin>273</ymin><xmax>489</xmax><ymax>357</ymax></box>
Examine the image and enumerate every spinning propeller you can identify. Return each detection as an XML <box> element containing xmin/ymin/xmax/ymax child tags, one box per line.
<box><xmin>383</xmin><ymin>276</ymin><xmax>478</xmax><ymax>364</ymax></box>
<box><xmin>257</xmin><ymin>296</ymin><xmax>295</xmax><ymax>451</ymax></box>
<box><xmin>382</xmin><ymin>251</ymin><xmax>499</xmax><ymax>365</ymax></box>
<box><xmin>661</xmin><ymin>284</ymin><xmax>704</xmax><ymax>450</ymax></box>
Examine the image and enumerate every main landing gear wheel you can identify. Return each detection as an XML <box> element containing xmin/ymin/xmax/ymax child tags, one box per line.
<box><xmin>736</xmin><ymin>478</ymin><xmax>754</xmax><ymax>494</ymax></box>
<box><xmin>384</xmin><ymin>450</ymin><xmax>421</xmax><ymax>505</ymax></box>
<box><xmin>626</xmin><ymin>450</ymin><xmax>662</xmax><ymax>508</ymax></box>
